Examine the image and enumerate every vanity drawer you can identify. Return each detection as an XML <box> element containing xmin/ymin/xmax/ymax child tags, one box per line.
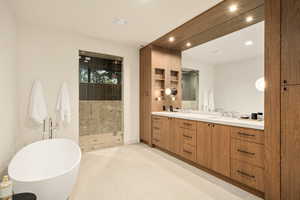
<box><xmin>231</xmin><ymin>159</ymin><xmax>264</xmax><ymax>192</ymax></box>
<box><xmin>152</xmin><ymin>127</ymin><xmax>161</xmax><ymax>145</ymax></box>
<box><xmin>152</xmin><ymin>137</ymin><xmax>161</xmax><ymax>146</ymax></box>
<box><xmin>181</xmin><ymin>143</ymin><xmax>196</xmax><ymax>162</ymax></box>
<box><xmin>152</xmin><ymin>128</ymin><xmax>161</xmax><ymax>139</ymax></box>
<box><xmin>179</xmin><ymin>120</ymin><xmax>197</xmax><ymax>131</ymax></box>
<box><xmin>182</xmin><ymin>129</ymin><xmax>196</xmax><ymax>146</ymax></box>
<box><xmin>231</xmin><ymin>139</ymin><xmax>264</xmax><ymax>168</ymax></box>
<box><xmin>152</xmin><ymin>116</ymin><xmax>164</xmax><ymax>127</ymax></box>
<box><xmin>231</xmin><ymin>127</ymin><xmax>264</xmax><ymax>145</ymax></box>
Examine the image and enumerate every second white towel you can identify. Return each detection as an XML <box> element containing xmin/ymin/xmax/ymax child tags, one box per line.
<box><xmin>56</xmin><ymin>82</ymin><xmax>71</xmax><ymax>124</ymax></box>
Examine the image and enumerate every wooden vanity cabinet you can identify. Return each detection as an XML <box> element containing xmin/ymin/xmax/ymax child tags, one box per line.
<box><xmin>151</xmin><ymin>115</ymin><xmax>265</xmax><ymax>193</ymax></box>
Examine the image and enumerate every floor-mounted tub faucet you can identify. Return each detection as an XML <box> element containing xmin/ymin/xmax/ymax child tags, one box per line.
<box><xmin>49</xmin><ymin>118</ymin><xmax>57</xmax><ymax>139</ymax></box>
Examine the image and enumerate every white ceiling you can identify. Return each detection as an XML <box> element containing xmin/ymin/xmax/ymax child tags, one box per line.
<box><xmin>10</xmin><ymin>0</ymin><xmax>222</xmax><ymax>46</ymax></box>
<box><xmin>183</xmin><ymin>21</ymin><xmax>265</xmax><ymax>65</ymax></box>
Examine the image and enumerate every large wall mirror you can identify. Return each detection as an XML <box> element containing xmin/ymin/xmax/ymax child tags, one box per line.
<box><xmin>181</xmin><ymin>21</ymin><xmax>264</xmax><ymax>116</ymax></box>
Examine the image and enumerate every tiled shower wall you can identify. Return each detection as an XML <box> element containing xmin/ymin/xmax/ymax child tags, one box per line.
<box><xmin>79</xmin><ymin>101</ymin><xmax>123</xmax><ymax>151</ymax></box>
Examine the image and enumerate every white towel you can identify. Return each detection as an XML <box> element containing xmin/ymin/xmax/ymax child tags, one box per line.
<box><xmin>56</xmin><ymin>82</ymin><xmax>71</xmax><ymax>123</ymax></box>
<box><xmin>202</xmin><ymin>91</ymin><xmax>209</xmax><ymax>112</ymax></box>
<box><xmin>208</xmin><ymin>90</ymin><xmax>215</xmax><ymax>112</ymax></box>
<box><xmin>29</xmin><ymin>80</ymin><xmax>48</xmax><ymax>124</ymax></box>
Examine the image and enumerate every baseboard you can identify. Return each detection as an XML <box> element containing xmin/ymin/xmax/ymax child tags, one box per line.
<box><xmin>124</xmin><ymin>138</ymin><xmax>140</xmax><ymax>145</ymax></box>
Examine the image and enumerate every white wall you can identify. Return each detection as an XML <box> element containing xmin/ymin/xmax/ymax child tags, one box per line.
<box><xmin>0</xmin><ymin>0</ymin><xmax>17</xmax><ymax>175</ymax></box>
<box><xmin>214</xmin><ymin>57</ymin><xmax>264</xmax><ymax>113</ymax></box>
<box><xmin>182</xmin><ymin>58</ymin><xmax>214</xmax><ymax>110</ymax></box>
<box><xmin>16</xmin><ymin>24</ymin><xmax>139</xmax><ymax>150</ymax></box>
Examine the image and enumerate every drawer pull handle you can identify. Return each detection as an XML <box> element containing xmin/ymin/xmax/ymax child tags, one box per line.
<box><xmin>237</xmin><ymin>149</ymin><xmax>256</xmax><ymax>155</ymax></box>
<box><xmin>238</xmin><ymin>132</ymin><xmax>255</xmax><ymax>137</ymax></box>
<box><xmin>237</xmin><ymin>170</ymin><xmax>255</xmax><ymax>179</ymax></box>
<box><xmin>183</xmin><ymin>150</ymin><xmax>192</xmax><ymax>154</ymax></box>
<box><xmin>183</xmin><ymin>134</ymin><xmax>193</xmax><ymax>139</ymax></box>
<box><xmin>153</xmin><ymin>127</ymin><xmax>160</xmax><ymax>130</ymax></box>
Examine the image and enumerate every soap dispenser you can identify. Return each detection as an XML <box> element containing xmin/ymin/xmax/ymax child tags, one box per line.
<box><xmin>0</xmin><ymin>176</ymin><xmax>13</xmax><ymax>200</ymax></box>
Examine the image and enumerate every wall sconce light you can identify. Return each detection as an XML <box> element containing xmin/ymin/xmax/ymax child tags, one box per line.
<box><xmin>255</xmin><ymin>77</ymin><xmax>265</xmax><ymax>92</ymax></box>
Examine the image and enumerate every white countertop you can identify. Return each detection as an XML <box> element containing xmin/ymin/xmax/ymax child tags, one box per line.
<box><xmin>152</xmin><ymin>112</ymin><xmax>264</xmax><ymax>130</ymax></box>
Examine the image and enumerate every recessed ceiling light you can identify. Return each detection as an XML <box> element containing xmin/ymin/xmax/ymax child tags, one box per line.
<box><xmin>169</xmin><ymin>37</ymin><xmax>175</xmax><ymax>42</ymax></box>
<box><xmin>113</xmin><ymin>18</ymin><xmax>128</xmax><ymax>25</ymax></box>
<box><xmin>186</xmin><ymin>42</ymin><xmax>191</xmax><ymax>47</ymax></box>
<box><xmin>245</xmin><ymin>40</ymin><xmax>254</xmax><ymax>46</ymax></box>
<box><xmin>229</xmin><ymin>4</ymin><xmax>238</xmax><ymax>12</ymax></box>
<box><xmin>246</xmin><ymin>16</ymin><xmax>254</xmax><ymax>22</ymax></box>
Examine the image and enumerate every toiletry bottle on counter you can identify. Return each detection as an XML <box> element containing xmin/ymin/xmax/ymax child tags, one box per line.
<box><xmin>0</xmin><ymin>176</ymin><xmax>13</xmax><ymax>200</ymax></box>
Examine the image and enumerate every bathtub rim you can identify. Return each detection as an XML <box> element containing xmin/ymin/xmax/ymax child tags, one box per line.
<box><xmin>8</xmin><ymin>138</ymin><xmax>82</xmax><ymax>183</ymax></box>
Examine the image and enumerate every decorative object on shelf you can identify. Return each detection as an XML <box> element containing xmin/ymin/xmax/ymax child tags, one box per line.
<box><xmin>0</xmin><ymin>176</ymin><xmax>13</xmax><ymax>200</ymax></box>
<box><xmin>171</xmin><ymin>88</ymin><xmax>178</xmax><ymax>96</ymax></box>
<box><xmin>257</xmin><ymin>112</ymin><xmax>264</xmax><ymax>121</ymax></box>
<box><xmin>251</xmin><ymin>113</ymin><xmax>258</xmax><ymax>120</ymax></box>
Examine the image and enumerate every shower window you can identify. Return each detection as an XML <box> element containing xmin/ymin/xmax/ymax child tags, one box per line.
<box><xmin>79</xmin><ymin>55</ymin><xmax>122</xmax><ymax>101</ymax></box>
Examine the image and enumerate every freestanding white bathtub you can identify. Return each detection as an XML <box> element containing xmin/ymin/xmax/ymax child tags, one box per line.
<box><xmin>8</xmin><ymin>139</ymin><xmax>81</xmax><ymax>200</ymax></box>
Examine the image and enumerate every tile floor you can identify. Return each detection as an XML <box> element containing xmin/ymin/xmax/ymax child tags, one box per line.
<box><xmin>70</xmin><ymin>144</ymin><xmax>262</xmax><ymax>200</ymax></box>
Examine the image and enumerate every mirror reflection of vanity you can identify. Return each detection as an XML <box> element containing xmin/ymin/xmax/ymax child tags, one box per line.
<box><xmin>181</xmin><ymin>21</ymin><xmax>264</xmax><ymax>120</ymax></box>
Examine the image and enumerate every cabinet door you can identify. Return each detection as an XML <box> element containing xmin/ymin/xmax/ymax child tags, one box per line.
<box><xmin>140</xmin><ymin>47</ymin><xmax>152</xmax><ymax>144</ymax></box>
<box><xmin>161</xmin><ymin>117</ymin><xmax>170</xmax><ymax>150</ymax></box>
<box><xmin>281</xmin><ymin>0</ymin><xmax>300</xmax><ymax>85</ymax></box>
<box><xmin>282</xmin><ymin>85</ymin><xmax>300</xmax><ymax>200</ymax></box>
<box><xmin>165</xmin><ymin>117</ymin><xmax>175</xmax><ymax>152</ymax></box>
<box><xmin>169</xmin><ymin>118</ymin><xmax>182</xmax><ymax>155</ymax></box>
<box><xmin>211</xmin><ymin>125</ymin><xmax>231</xmax><ymax>177</ymax></box>
<box><xmin>196</xmin><ymin>122</ymin><xmax>212</xmax><ymax>169</ymax></box>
